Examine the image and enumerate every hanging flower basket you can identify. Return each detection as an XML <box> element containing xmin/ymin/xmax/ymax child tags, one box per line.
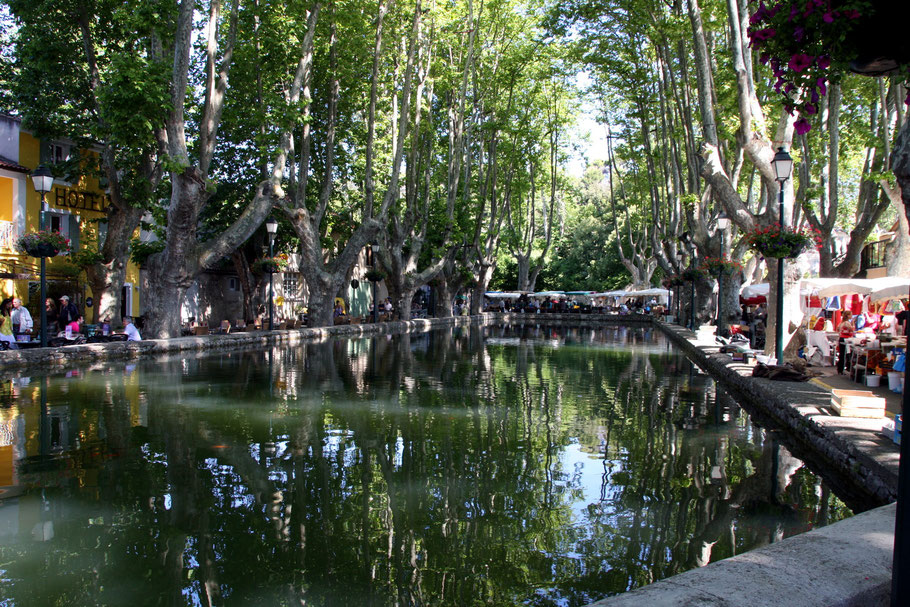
<box><xmin>252</xmin><ymin>257</ymin><xmax>287</xmax><ymax>274</ymax></box>
<box><xmin>662</xmin><ymin>275</ymin><xmax>686</xmax><ymax>289</ymax></box>
<box><xmin>365</xmin><ymin>268</ymin><xmax>385</xmax><ymax>282</ymax></box>
<box><xmin>682</xmin><ymin>267</ymin><xmax>705</xmax><ymax>282</ymax></box>
<box><xmin>748</xmin><ymin>0</ymin><xmax>910</xmax><ymax>133</ymax></box>
<box><xmin>744</xmin><ymin>224</ymin><xmax>821</xmax><ymax>259</ymax></box>
<box><xmin>17</xmin><ymin>230</ymin><xmax>70</xmax><ymax>258</ymax></box>
<box><xmin>700</xmin><ymin>257</ymin><xmax>743</xmax><ymax>278</ymax></box>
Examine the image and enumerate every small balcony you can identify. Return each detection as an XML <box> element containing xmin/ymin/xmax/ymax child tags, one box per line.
<box><xmin>0</xmin><ymin>221</ymin><xmax>16</xmax><ymax>253</ymax></box>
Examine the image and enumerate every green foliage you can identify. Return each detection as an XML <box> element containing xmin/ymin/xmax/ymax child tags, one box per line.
<box><xmin>129</xmin><ymin>238</ymin><xmax>165</xmax><ymax>267</ymax></box>
<box><xmin>67</xmin><ymin>248</ymin><xmax>105</xmax><ymax>269</ymax></box>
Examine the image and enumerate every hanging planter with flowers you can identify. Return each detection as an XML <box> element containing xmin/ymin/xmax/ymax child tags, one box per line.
<box><xmin>251</xmin><ymin>256</ymin><xmax>287</xmax><ymax>274</ymax></box>
<box><xmin>744</xmin><ymin>223</ymin><xmax>821</xmax><ymax>259</ymax></box>
<box><xmin>17</xmin><ymin>230</ymin><xmax>71</xmax><ymax>258</ymax></box>
<box><xmin>748</xmin><ymin>0</ymin><xmax>910</xmax><ymax>134</ymax></box>
<box><xmin>682</xmin><ymin>267</ymin><xmax>705</xmax><ymax>282</ymax></box>
<box><xmin>661</xmin><ymin>275</ymin><xmax>686</xmax><ymax>289</ymax></box>
<box><xmin>365</xmin><ymin>268</ymin><xmax>385</xmax><ymax>282</ymax></box>
<box><xmin>700</xmin><ymin>257</ymin><xmax>744</xmax><ymax>278</ymax></box>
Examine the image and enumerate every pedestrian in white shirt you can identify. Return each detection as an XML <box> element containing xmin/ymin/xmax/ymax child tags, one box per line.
<box><xmin>121</xmin><ymin>316</ymin><xmax>142</xmax><ymax>341</ymax></box>
<box><xmin>11</xmin><ymin>298</ymin><xmax>33</xmax><ymax>336</ymax></box>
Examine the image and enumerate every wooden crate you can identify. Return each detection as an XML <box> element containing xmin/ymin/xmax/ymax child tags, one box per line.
<box><xmin>831</xmin><ymin>389</ymin><xmax>886</xmax><ymax>418</ymax></box>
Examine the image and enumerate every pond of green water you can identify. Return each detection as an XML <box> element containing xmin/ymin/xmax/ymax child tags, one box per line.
<box><xmin>0</xmin><ymin>324</ymin><xmax>851</xmax><ymax>606</ymax></box>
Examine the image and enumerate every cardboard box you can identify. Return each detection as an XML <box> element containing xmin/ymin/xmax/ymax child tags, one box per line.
<box><xmin>831</xmin><ymin>389</ymin><xmax>886</xmax><ymax>418</ymax></box>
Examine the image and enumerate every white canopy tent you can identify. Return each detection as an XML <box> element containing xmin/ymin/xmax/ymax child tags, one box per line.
<box><xmin>622</xmin><ymin>288</ymin><xmax>670</xmax><ymax>304</ymax></box>
<box><xmin>867</xmin><ymin>277</ymin><xmax>910</xmax><ymax>303</ymax></box>
<box><xmin>485</xmin><ymin>292</ymin><xmax>523</xmax><ymax>300</ymax></box>
<box><xmin>533</xmin><ymin>291</ymin><xmax>566</xmax><ymax>299</ymax></box>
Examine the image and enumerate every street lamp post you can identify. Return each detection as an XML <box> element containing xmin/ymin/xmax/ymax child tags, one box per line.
<box><xmin>689</xmin><ymin>275</ymin><xmax>696</xmax><ymax>330</ymax></box>
<box><xmin>371</xmin><ymin>243</ymin><xmax>379</xmax><ymax>323</ymax></box>
<box><xmin>265</xmin><ymin>217</ymin><xmax>278</xmax><ymax>331</ymax></box>
<box><xmin>716</xmin><ymin>212</ymin><xmax>730</xmax><ymax>338</ymax></box>
<box><xmin>771</xmin><ymin>147</ymin><xmax>793</xmax><ymax>364</ymax></box>
<box><xmin>31</xmin><ymin>166</ymin><xmax>54</xmax><ymax>348</ymax></box>
<box><xmin>676</xmin><ymin>251</ymin><xmax>684</xmax><ymax>323</ymax></box>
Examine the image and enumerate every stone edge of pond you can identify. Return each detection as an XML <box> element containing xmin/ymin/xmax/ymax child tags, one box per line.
<box><xmin>0</xmin><ymin>315</ymin><xmax>487</xmax><ymax>374</ymax></box>
<box><xmin>586</xmin><ymin>501</ymin><xmax>894</xmax><ymax>607</ymax></box>
<box><xmin>0</xmin><ymin>312</ymin><xmax>651</xmax><ymax>375</ymax></box>
<box><xmin>592</xmin><ymin>319</ymin><xmax>897</xmax><ymax>607</ymax></box>
<box><xmin>655</xmin><ymin>321</ymin><xmax>897</xmax><ymax>506</ymax></box>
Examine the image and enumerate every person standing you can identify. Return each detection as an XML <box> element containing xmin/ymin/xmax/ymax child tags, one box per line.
<box><xmin>44</xmin><ymin>297</ymin><xmax>59</xmax><ymax>336</ymax></box>
<box><xmin>11</xmin><ymin>298</ymin><xmax>33</xmax><ymax>337</ymax></box>
<box><xmin>58</xmin><ymin>295</ymin><xmax>79</xmax><ymax>328</ymax></box>
<box><xmin>836</xmin><ymin>311</ymin><xmax>855</xmax><ymax>375</ymax></box>
<box><xmin>0</xmin><ymin>298</ymin><xmax>18</xmax><ymax>349</ymax></box>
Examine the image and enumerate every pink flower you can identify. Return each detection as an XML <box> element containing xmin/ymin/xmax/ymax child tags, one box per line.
<box><xmin>804</xmin><ymin>103</ymin><xmax>817</xmax><ymax>115</ymax></box>
<box><xmin>752</xmin><ymin>28</ymin><xmax>777</xmax><ymax>42</ymax></box>
<box><xmin>788</xmin><ymin>53</ymin><xmax>814</xmax><ymax>73</ymax></box>
<box><xmin>817</xmin><ymin>55</ymin><xmax>831</xmax><ymax>69</ymax></box>
<box><xmin>795</xmin><ymin>117</ymin><xmax>812</xmax><ymax>135</ymax></box>
<box><xmin>816</xmin><ymin>77</ymin><xmax>827</xmax><ymax>96</ymax></box>
<box><xmin>822</xmin><ymin>11</ymin><xmax>834</xmax><ymax>23</ymax></box>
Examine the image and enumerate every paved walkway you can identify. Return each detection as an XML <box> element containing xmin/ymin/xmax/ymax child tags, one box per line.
<box><xmin>676</xmin><ymin>324</ymin><xmax>901</xmax><ymax>491</ymax></box>
<box><xmin>592</xmin><ymin>321</ymin><xmax>902</xmax><ymax>607</ymax></box>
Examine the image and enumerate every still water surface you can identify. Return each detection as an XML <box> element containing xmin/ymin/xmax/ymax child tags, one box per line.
<box><xmin>0</xmin><ymin>325</ymin><xmax>850</xmax><ymax>606</ymax></box>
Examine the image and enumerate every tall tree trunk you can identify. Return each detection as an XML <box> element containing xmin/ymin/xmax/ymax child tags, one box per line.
<box><xmin>433</xmin><ymin>276</ymin><xmax>454</xmax><ymax>319</ymax></box>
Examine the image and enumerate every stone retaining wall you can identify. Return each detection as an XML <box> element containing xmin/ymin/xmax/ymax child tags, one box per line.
<box><xmin>1</xmin><ymin>311</ymin><xmax>896</xmax><ymax>606</ymax></box>
<box><xmin>0</xmin><ymin>314</ymin><xmax>487</xmax><ymax>377</ymax></box>
<box><xmin>656</xmin><ymin>321</ymin><xmax>897</xmax><ymax>507</ymax></box>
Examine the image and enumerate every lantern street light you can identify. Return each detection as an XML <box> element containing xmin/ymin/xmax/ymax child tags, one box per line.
<box><xmin>31</xmin><ymin>165</ymin><xmax>54</xmax><ymax>348</ymax></box>
<box><xmin>771</xmin><ymin>147</ymin><xmax>793</xmax><ymax>363</ymax></box>
<box><xmin>716</xmin><ymin>211</ymin><xmax>730</xmax><ymax>338</ymax></box>
<box><xmin>371</xmin><ymin>242</ymin><xmax>380</xmax><ymax>324</ymax></box>
<box><xmin>265</xmin><ymin>217</ymin><xmax>278</xmax><ymax>331</ymax></box>
<box><xmin>680</xmin><ymin>231</ymin><xmax>695</xmax><ymax>330</ymax></box>
<box><xmin>675</xmin><ymin>250</ymin><xmax>684</xmax><ymax>323</ymax></box>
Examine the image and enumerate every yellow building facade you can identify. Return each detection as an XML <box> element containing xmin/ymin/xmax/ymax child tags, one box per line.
<box><xmin>0</xmin><ymin>114</ymin><xmax>142</xmax><ymax>324</ymax></box>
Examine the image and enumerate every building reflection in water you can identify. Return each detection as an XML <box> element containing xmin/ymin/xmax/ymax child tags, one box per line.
<box><xmin>0</xmin><ymin>325</ymin><xmax>852</xmax><ymax>606</ymax></box>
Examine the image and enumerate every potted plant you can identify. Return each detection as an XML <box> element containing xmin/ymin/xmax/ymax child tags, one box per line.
<box><xmin>700</xmin><ymin>257</ymin><xmax>743</xmax><ymax>278</ymax></box>
<box><xmin>744</xmin><ymin>223</ymin><xmax>821</xmax><ymax>259</ymax></box>
<box><xmin>682</xmin><ymin>267</ymin><xmax>705</xmax><ymax>282</ymax></box>
<box><xmin>251</xmin><ymin>256</ymin><xmax>287</xmax><ymax>274</ymax></box>
<box><xmin>748</xmin><ymin>0</ymin><xmax>910</xmax><ymax>134</ymax></box>
<box><xmin>17</xmin><ymin>230</ymin><xmax>71</xmax><ymax>257</ymax></box>
<box><xmin>365</xmin><ymin>268</ymin><xmax>385</xmax><ymax>282</ymax></box>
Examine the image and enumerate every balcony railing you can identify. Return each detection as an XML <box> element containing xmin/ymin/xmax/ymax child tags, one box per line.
<box><xmin>0</xmin><ymin>221</ymin><xmax>16</xmax><ymax>253</ymax></box>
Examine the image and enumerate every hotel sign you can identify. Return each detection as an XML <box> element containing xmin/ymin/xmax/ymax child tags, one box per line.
<box><xmin>53</xmin><ymin>188</ymin><xmax>110</xmax><ymax>213</ymax></box>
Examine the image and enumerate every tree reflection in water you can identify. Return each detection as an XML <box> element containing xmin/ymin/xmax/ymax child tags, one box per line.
<box><xmin>0</xmin><ymin>325</ymin><xmax>851</xmax><ymax>606</ymax></box>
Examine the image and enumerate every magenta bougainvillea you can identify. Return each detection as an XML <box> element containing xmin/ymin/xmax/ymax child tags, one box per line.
<box><xmin>748</xmin><ymin>0</ymin><xmax>907</xmax><ymax>133</ymax></box>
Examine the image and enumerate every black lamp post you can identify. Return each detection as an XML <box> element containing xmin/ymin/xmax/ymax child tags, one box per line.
<box><xmin>716</xmin><ymin>212</ymin><xmax>730</xmax><ymax>338</ymax></box>
<box><xmin>771</xmin><ymin>147</ymin><xmax>793</xmax><ymax>363</ymax></box>
<box><xmin>31</xmin><ymin>165</ymin><xmax>54</xmax><ymax>348</ymax></box>
<box><xmin>265</xmin><ymin>217</ymin><xmax>278</xmax><ymax>331</ymax></box>
<box><xmin>371</xmin><ymin>242</ymin><xmax>379</xmax><ymax>323</ymax></box>
<box><xmin>675</xmin><ymin>250</ymin><xmax>684</xmax><ymax>323</ymax></box>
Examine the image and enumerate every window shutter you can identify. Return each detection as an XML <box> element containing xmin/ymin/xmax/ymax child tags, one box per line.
<box><xmin>68</xmin><ymin>215</ymin><xmax>80</xmax><ymax>251</ymax></box>
<box><xmin>39</xmin><ymin>140</ymin><xmax>53</xmax><ymax>164</ymax></box>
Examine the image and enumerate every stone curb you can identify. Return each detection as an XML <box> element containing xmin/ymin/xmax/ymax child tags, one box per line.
<box><xmin>655</xmin><ymin>320</ymin><xmax>897</xmax><ymax>507</ymax></box>
<box><xmin>588</xmin><ymin>502</ymin><xmax>894</xmax><ymax>607</ymax></box>
<box><xmin>0</xmin><ymin>314</ymin><xmax>485</xmax><ymax>376</ymax></box>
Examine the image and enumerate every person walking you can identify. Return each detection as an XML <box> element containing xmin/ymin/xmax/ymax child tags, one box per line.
<box><xmin>836</xmin><ymin>311</ymin><xmax>855</xmax><ymax>375</ymax></box>
<box><xmin>44</xmin><ymin>297</ymin><xmax>59</xmax><ymax>336</ymax></box>
<box><xmin>0</xmin><ymin>298</ymin><xmax>18</xmax><ymax>349</ymax></box>
<box><xmin>57</xmin><ymin>295</ymin><xmax>79</xmax><ymax>329</ymax></box>
<box><xmin>11</xmin><ymin>298</ymin><xmax>33</xmax><ymax>338</ymax></box>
